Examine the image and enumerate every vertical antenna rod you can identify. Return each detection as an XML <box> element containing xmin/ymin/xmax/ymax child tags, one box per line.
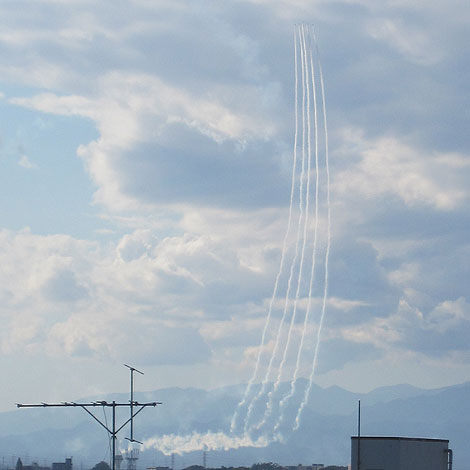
<box><xmin>124</xmin><ymin>364</ymin><xmax>144</xmax><ymax>442</ymax></box>
<box><xmin>357</xmin><ymin>399</ymin><xmax>361</xmax><ymax>470</ymax></box>
<box><xmin>113</xmin><ymin>401</ymin><xmax>116</xmax><ymax>470</ymax></box>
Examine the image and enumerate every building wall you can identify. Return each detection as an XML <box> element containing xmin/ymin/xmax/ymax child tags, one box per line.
<box><xmin>350</xmin><ymin>437</ymin><xmax>449</xmax><ymax>470</ymax></box>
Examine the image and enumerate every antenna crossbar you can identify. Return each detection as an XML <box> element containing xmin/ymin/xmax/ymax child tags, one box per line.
<box><xmin>17</xmin><ymin>402</ymin><xmax>160</xmax><ymax>407</ymax></box>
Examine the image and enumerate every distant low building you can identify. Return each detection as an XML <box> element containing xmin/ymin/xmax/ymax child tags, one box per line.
<box><xmin>23</xmin><ymin>463</ymin><xmax>50</xmax><ymax>470</ymax></box>
<box><xmin>285</xmin><ymin>464</ymin><xmax>324</xmax><ymax>470</ymax></box>
<box><xmin>52</xmin><ymin>458</ymin><xmax>72</xmax><ymax>470</ymax></box>
<box><xmin>351</xmin><ymin>436</ymin><xmax>452</xmax><ymax>470</ymax></box>
<box><xmin>15</xmin><ymin>457</ymin><xmax>49</xmax><ymax>470</ymax></box>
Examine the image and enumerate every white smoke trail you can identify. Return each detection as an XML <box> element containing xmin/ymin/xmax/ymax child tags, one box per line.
<box><xmin>294</xmin><ymin>27</ymin><xmax>331</xmax><ymax>431</ymax></box>
<box><xmin>274</xmin><ymin>25</ymin><xmax>321</xmax><ymax>432</ymax></box>
<box><xmin>230</xmin><ymin>27</ymin><xmax>302</xmax><ymax>434</ymax></box>
<box><xmin>254</xmin><ymin>24</ymin><xmax>313</xmax><ymax>431</ymax></box>
<box><xmin>142</xmin><ymin>27</ymin><xmax>330</xmax><ymax>459</ymax></box>
<box><xmin>144</xmin><ymin>431</ymin><xmax>270</xmax><ymax>456</ymax></box>
<box><xmin>243</xmin><ymin>21</ymin><xmax>308</xmax><ymax>434</ymax></box>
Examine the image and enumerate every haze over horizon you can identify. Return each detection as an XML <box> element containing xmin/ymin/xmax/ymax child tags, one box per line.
<box><xmin>1</xmin><ymin>0</ymin><xmax>470</xmax><ymax>415</ymax></box>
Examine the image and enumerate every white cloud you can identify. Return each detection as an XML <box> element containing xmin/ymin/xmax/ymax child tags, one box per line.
<box><xmin>18</xmin><ymin>155</ymin><xmax>38</xmax><ymax>169</ymax></box>
<box><xmin>0</xmin><ymin>0</ymin><xmax>469</xmax><ymax>399</ymax></box>
<box><xmin>10</xmin><ymin>94</ymin><xmax>95</xmax><ymax>120</ymax></box>
<box><xmin>388</xmin><ymin>262</ymin><xmax>420</xmax><ymax>287</ymax></box>
<box><xmin>0</xmin><ymin>216</ymin><xmax>280</xmax><ymax>367</ymax></box>
<box><xmin>12</xmin><ymin>69</ymin><xmax>280</xmax><ymax>212</ymax></box>
<box><xmin>334</xmin><ymin>129</ymin><xmax>469</xmax><ymax>210</ymax></box>
<box><xmin>366</xmin><ymin>18</ymin><xmax>442</xmax><ymax>65</ymax></box>
<box><xmin>116</xmin><ymin>229</ymin><xmax>155</xmax><ymax>262</ymax></box>
<box><xmin>327</xmin><ymin>297</ymin><xmax>369</xmax><ymax>311</ymax></box>
<box><xmin>428</xmin><ymin>297</ymin><xmax>470</xmax><ymax>331</ymax></box>
<box><xmin>336</xmin><ymin>295</ymin><xmax>470</xmax><ymax>359</ymax></box>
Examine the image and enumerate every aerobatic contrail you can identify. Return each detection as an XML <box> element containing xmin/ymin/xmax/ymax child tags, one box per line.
<box><xmin>238</xmin><ymin>23</ymin><xmax>331</xmax><ymax>439</ymax></box>
<box><xmin>230</xmin><ymin>23</ymin><xmax>301</xmax><ymax>434</ymax></box>
<box><xmin>247</xmin><ymin>23</ymin><xmax>331</xmax><ymax>437</ymax></box>
<box><xmin>275</xmin><ymin>24</ymin><xmax>321</xmax><ymax>433</ymax></box>
<box><xmin>253</xmin><ymin>23</ymin><xmax>314</xmax><ymax>432</ymax></box>
<box><xmin>243</xmin><ymin>21</ymin><xmax>309</xmax><ymax>434</ymax></box>
<box><xmin>294</xmin><ymin>25</ymin><xmax>331</xmax><ymax>431</ymax></box>
<box><xmin>146</xmin><ymin>25</ymin><xmax>331</xmax><ymax>456</ymax></box>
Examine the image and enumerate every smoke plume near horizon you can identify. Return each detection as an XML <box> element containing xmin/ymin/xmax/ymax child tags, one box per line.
<box><xmin>143</xmin><ymin>431</ymin><xmax>270</xmax><ymax>455</ymax></box>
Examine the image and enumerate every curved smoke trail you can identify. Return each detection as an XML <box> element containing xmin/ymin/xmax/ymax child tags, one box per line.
<box><xmin>275</xmin><ymin>25</ymin><xmax>321</xmax><ymax>433</ymax></box>
<box><xmin>243</xmin><ymin>23</ymin><xmax>308</xmax><ymax>434</ymax></box>
<box><xmin>294</xmin><ymin>27</ymin><xmax>331</xmax><ymax>431</ymax></box>
<box><xmin>254</xmin><ymin>24</ymin><xmax>314</xmax><ymax>432</ymax></box>
<box><xmin>144</xmin><ymin>27</ymin><xmax>331</xmax><ymax>459</ymax></box>
<box><xmin>230</xmin><ymin>25</ymin><xmax>301</xmax><ymax>434</ymax></box>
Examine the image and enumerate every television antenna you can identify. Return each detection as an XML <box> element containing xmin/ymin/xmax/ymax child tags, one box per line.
<box><xmin>124</xmin><ymin>364</ymin><xmax>144</xmax><ymax>443</ymax></box>
<box><xmin>16</xmin><ymin>364</ymin><xmax>161</xmax><ymax>470</ymax></box>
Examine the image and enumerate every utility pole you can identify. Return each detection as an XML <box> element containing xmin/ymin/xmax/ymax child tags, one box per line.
<box><xmin>202</xmin><ymin>452</ymin><xmax>206</xmax><ymax>469</ymax></box>
<box><xmin>16</xmin><ymin>365</ymin><xmax>161</xmax><ymax>470</ymax></box>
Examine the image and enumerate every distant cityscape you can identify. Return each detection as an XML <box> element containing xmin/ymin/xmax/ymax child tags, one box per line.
<box><xmin>3</xmin><ymin>458</ymin><xmax>347</xmax><ymax>470</ymax></box>
<box><xmin>9</xmin><ymin>458</ymin><xmax>73</xmax><ymax>470</ymax></box>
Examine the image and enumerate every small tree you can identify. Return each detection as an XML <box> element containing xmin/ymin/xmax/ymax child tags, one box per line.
<box><xmin>91</xmin><ymin>462</ymin><xmax>111</xmax><ymax>470</ymax></box>
<box><xmin>251</xmin><ymin>463</ymin><xmax>281</xmax><ymax>470</ymax></box>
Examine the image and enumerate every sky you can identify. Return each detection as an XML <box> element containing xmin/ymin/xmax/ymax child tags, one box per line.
<box><xmin>0</xmin><ymin>0</ymin><xmax>470</xmax><ymax>413</ymax></box>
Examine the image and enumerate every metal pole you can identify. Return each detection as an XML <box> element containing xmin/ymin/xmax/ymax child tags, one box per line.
<box><xmin>124</xmin><ymin>364</ymin><xmax>143</xmax><ymax>442</ymax></box>
<box><xmin>130</xmin><ymin>371</ymin><xmax>134</xmax><ymax>440</ymax></box>
<box><xmin>357</xmin><ymin>399</ymin><xmax>361</xmax><ymax>470</ymax></box>
<box><xmin>446</xmin><ymin>449</ymin><xmax>453</xmax><ymax>470</ymax></box>
<box><xmin>112</xmin><ymin>402</ymin><xmax>116</xmax><ymax>470</ymax></box>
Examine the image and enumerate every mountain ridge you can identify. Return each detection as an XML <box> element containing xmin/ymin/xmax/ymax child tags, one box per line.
<box><xmin>1</xmin><ymin>380</ymin><xmax>468</xmax><ymax>468</ymax></box>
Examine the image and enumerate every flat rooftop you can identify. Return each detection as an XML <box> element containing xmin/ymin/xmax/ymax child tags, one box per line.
<box><xmin>351</xmin><ymin>436</ymin><xmax>449</xmax><ymax>443</ymax></box>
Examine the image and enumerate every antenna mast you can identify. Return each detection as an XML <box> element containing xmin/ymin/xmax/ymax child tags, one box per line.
<box><xmin>124</xmin><ymin>364</ymin><xmax>144</xmax><ymax>443</ymax></box>
<box><xmin>16</xmin><ymin>365</ymin><xmax>161</xmax><ymax>470</ymax></box>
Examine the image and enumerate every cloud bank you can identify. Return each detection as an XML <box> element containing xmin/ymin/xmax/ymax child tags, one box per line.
<box><xmin>0</xmin><ymin>0</ymin><xmax>469</xmax><ymax>409</ymax></box>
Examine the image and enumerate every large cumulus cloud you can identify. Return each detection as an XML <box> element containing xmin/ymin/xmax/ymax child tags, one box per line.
<box><xmin>0</xmin><ymin>0</ymin><xmax>469</xmax><ymax>399</ymax></box>
<box><xmin>0</xmin><ymin>223</ymin><xmax>276</xmax><ymax>362</ymax></box>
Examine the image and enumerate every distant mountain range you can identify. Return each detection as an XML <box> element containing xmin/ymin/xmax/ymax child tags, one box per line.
<box><xmin>1</xmin><ymin>380</ymin><xmax>468</xmax><ymax>469</ymax></box>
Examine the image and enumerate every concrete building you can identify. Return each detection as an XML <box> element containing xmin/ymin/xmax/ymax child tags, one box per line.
<box><xmin>350</xmin><ymin>436</ymin><xmax>452</xmax><ymax>470</ymax></box>
<box><xmin>52</xmin><ymin>458</ymin><xmax>72</xmax><ymax>470</ymax></box>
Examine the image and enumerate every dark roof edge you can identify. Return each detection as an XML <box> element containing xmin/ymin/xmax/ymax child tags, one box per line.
<box><xmin>350</xmin><ymin>436</ymin><xmax>449</xmax><ymax>443</ymax></box>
